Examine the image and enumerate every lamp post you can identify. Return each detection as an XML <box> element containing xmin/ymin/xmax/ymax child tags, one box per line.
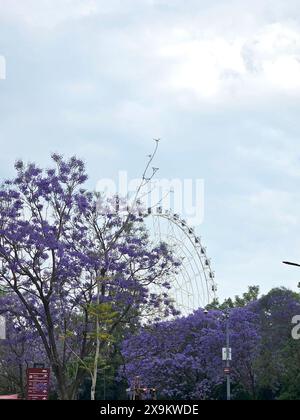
<box><xmin>222</xmin><ymin>311</ymin><xmax>231</xmax><ymax>401</ymax></box>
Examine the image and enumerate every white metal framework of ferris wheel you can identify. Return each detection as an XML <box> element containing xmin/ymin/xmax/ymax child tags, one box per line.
<box><xmin>145</xmin><ymin>206</ymin><xmax>217</xmax><ymax>315</ymax></box>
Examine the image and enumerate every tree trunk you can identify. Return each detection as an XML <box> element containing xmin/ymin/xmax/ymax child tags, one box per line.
<box><xmin>90</xmin><ymin>276</ymin><xmax>101</xmax><ymax>400</ymax></box>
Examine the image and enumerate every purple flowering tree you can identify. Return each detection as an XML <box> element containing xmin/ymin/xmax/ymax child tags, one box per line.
<box><xmin>120</xmin><ymin>307</ymin><xmax>260</xmax><ymax>400</ymax></box>
<box><xmin>0</xmin><ymin>155</ymin><xmax>97</xmax><ymax>398</ymax></box>
<box><xmin>75</xmin><ymin>194</ymin><xmax>180</xmax><ymax>399</ymax></box>
<box><xmin>0</xmin><ymin>295</ymin><xmax>47</xmax><ymax>397</ymax></box>
<box><xmin>0</xmin><ymin>155</ymin><xmax>180</xmax><ymax>399</ymax></box>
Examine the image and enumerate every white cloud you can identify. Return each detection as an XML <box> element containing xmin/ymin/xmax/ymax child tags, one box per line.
<box><xmin>246</xmin><ymin>189</ymin><xmax>299</xmax><ymax>227</ymax></box>
<box><xmin>158</xmin><ymin>37</ymin><xmax>246</xmax><ymax>99</ymax></box>
<box><xmin>263</xmin><ymin>55</ymin><xmax>300</xmax><ymax>91</ymax></box>
<box><xmin>148</xmin><ymin>21</ymin><xmax>300</xmax><ymax>102</ymax></box>
<box><xmin>2</xmin><ymin>1</ymin><xmax>300</xmax><ymax>103</ymax></box>
<box><xmin>0</xmin><ymin>0</ymin><xmax>98</xmax><ymax>27</ymax></box>
<box><xmin>236</xmin><ymin>143</ymin><xmax>300</xmax><ymax>179</ymax></box>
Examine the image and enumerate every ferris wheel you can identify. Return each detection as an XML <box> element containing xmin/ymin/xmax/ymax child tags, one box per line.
<box><xmin>144</xmin><ymin>206</ymin><xmax>217</xmax><ymax>316</ymax></box>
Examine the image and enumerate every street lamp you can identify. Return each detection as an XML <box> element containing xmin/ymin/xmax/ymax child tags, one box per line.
<box><xmin>206</xmin><ymin>309</ymin><xmax>231</xmax><ymax>400</ymax></box>
<box><xmin>282</xmin><ymin>261</ymin><xmax>300</xmax><ymax>268</ymax></box>
<box><xmin>222</xmin><ymin>311</ymin><xmax>231</xmax><ymax>401</ymax></box>
<box><xmin>282</xmin><ymin>262</ymin><xmax>300</xmax><ymax>288</ymax></box>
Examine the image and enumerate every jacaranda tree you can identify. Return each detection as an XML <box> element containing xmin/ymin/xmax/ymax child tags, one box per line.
<box><xmin>0</xmin><ymin>155</ymin><xmax>179</xmax><ymax>399</ymax></box>
<box><xmin>120</xmin><ymin>306</ymin><xmax>260</xmax><ymax>400</ymax></box>
<box><xmin>0</xmin><ymin>294</ymin><xmax>47</xmax><ymax>397</ymax></box>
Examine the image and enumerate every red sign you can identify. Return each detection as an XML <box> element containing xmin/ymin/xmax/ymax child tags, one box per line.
<box><xmin>224</xmin><ymin>367</ymin><xmax>231</xmax><ymax>375</ymax></box>
<box><xmin>0</xmin><ymin>394</ymin><xmax>19</xmax><ymax>400</ymax></box>
<box><xmin>27</xmin><ymin>368</ymin><xmax>50</xmax><ymax>400</ymax></box>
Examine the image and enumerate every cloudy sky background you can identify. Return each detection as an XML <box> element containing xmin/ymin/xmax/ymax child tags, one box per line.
<box><xmin>1</xmin><ymin>0</ymin><xmax>300</xmax><ymax>301</ymax></box>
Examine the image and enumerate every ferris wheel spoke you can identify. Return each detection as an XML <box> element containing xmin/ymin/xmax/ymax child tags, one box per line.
<box><xmin>165</xmin><ymin>227</ymin><xmax>206</xmax><ymax>308</ymax></box>
<box><xmin>145</xmin><ymin>208</ymin><xmax>217</xmax><ymax>316</ymax></box>
<box><xmin>162</xmin><ymin>232</ymin><xmax>206</xmax><ymax>310</ymax></box>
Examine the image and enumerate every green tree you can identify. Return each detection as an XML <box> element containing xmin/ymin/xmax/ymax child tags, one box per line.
<box><xmin>206</xmin><ymin>286</ymin><xmax>260</xmax><ymax>310</ymax></box>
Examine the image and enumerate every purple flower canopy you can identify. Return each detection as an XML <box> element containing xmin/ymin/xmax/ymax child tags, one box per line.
<box><xmin>120</xmin><ymin>307</ymin><xmax>260</xmax><ymax>399</ymax></box>
<box><xmin>120</xmin><ymin>288</ymin><xmax>300</xmax><ymax>400</ymax></box>
<box><xmin>0</xmin><ymin>155</ymin><xmax>181</xmax><ymax>399</ymax></box>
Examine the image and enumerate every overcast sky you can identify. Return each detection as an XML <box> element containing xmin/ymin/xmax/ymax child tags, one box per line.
<box><xmin>1</xmin><ymin>0</ymin><xmax>300</xmax><ymax>301</ymax></box>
